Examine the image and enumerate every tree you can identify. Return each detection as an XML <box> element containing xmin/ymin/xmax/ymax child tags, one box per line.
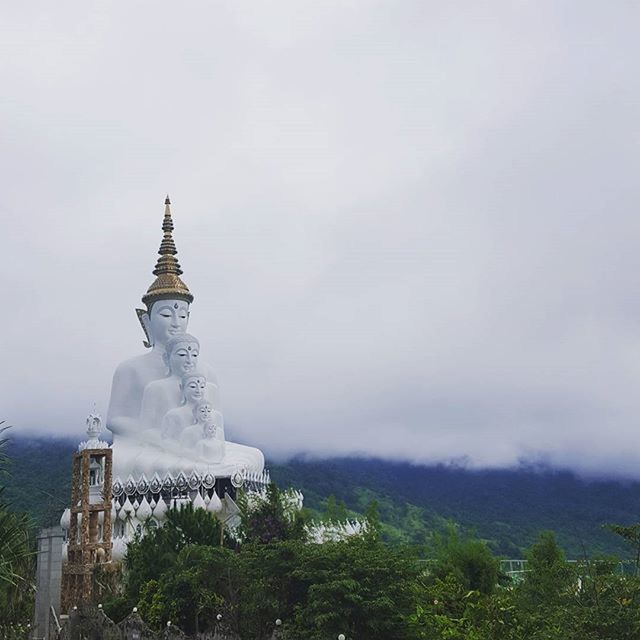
<box><xmin>428</xmin><ymin>523</ymin><xmax>501</xmax><ymax>596</ymax></box>
<box><xmin>124</xmin><ymin>501</ymin><xmax>227</xmax><ymax>604</ymax></box>
<box><xmin>137</xmin><ymin>545</ymin><xmax>237</xmax><ymax>633</ymax></box>
<box><xmin>0</xmin><ymin>424</ymin><xmax>34</xmax><ymax>625</ymax></box>
<box><xmin>285</xmin><ymin>536</ymin><xmax>423</xmax><ymax>640</ymax></box>
<box><xmin>322</xmin><ymin>495</ymin><xmax>348</xmax><ymax>522</ymax></box>
<box><xmin>236</xmin><ymin>540</ymin><xmax>307</xmax><ymax>639</ymax></box>
<box><xmin>237</xmin><ymin>484</ymin><xmax>307</xmax><ymax>545</ymax></box>
<box><xmin>605</xmin><ymin>523</ymin><xmax>640</xmax><ymax>575</ymax></box>
<box><xmin>516</xmin><ymin>531</ymin><xmax>574</xmax><ymax>610</ymax></box>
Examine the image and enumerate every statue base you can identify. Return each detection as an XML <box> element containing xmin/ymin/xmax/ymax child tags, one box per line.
<box><xmin>111</xmin><ymin>438</ymin><xmax>265</xmax><ymax>480</ymax></box>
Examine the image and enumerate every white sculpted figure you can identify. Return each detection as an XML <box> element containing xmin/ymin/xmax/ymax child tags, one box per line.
<box><xmin>106</xmin><ymin>197</ymin><xmax>264</xmax><ymax>478</ymax></box>
<box><xmin>161</xmin><ymin>372</ymin><xmax>207</xmax><ymax>441</ymax></box>
<box><xmin>140</xmin><ymin>334</ymin><xmax>220</xmax><ymax>431</ymax></box>
<box><xmin>107</xmin><ymin>298</ymin><xmax>191</xmax><ymax>439</ymax></box>
<box><xmin>180</xmin><ymin>401</ymin><xmax>226</xmax><ymax>463</ymax></box>
<box><xmin>106</xmin><ymin>198</ymin><xmax>217</xmax><ymax>441</ymax></box>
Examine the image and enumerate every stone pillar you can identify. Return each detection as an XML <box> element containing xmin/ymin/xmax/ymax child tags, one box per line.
<box><xmin>33</xmin><ymin>526</ymin><xmax>64</xmax><ymax>639</ymax></box>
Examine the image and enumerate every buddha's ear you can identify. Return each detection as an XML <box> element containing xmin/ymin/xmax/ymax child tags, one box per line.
<box><xmin>136</xmin><ymin>309</ymin><xmax>153</xmax><ymax>348</ymax></box>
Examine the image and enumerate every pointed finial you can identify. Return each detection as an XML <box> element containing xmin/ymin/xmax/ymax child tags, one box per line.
<box><xmin>141</xmin><ymin>197</ymin><xmax>193</xmax><ymax>308</ymax></box>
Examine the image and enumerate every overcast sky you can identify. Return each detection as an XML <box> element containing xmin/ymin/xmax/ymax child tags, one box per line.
<box><xmin>2</xmin><ymin>2</ymin><xmax>640</xmax><ymax>475</ymax></box>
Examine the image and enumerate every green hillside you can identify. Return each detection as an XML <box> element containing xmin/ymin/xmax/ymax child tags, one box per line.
<box><xmin>3</xmin><ymin>436</ymin><xmax>74</xmax><ymax>527</ymax></box>
<box><xmin>3</xmin><ymin>436</ymin><xmax>637</xmax><ymax>558</ymax></box>
<box><xmin>270</xmin><ymin>458</ymin><xmax>639</xmax><ymax>558</ymax></box>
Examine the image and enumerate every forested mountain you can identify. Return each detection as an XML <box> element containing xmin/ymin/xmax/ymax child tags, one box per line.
<box><xmin>4</xmin><ymin>435</ymin><xmax>639</xmax><ymax>558</ymax></box>
<box><xmin>271</xmin><ymin>458</ymin><xmax>640</xmax><ymax>557</ymax></box>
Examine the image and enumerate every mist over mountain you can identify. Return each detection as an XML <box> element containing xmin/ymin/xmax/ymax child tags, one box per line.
<box><xmin>4</xmin><ymin>434</ymin><xmax>638</xmax><ymax>558</ymax></box>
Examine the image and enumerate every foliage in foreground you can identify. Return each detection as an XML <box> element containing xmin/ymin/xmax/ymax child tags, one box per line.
<box><xmin>101</xmin><ymin>484</ymin><xmax>640</xmax><ymax>640</ymax></box>
<box><xmin>410</xmin><ymin>531</ymin><xmax>640</xmax><ymax>640</ymax></box>
<box><xmin>3</xmin><ymin>424</ymin><xmax>640</xmax><ymax>639</ymax></box>
<box><xmin>110</xmin><ymin>490</ymin><xmax>421</xmax><ymax>639</ymax></box>
<box><xmin>0</xmin><ymin>425</ymin><xmax>34</xmax><ymax>626</ymax></box>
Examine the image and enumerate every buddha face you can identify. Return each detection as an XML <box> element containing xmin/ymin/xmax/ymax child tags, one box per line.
<box><xmin>182</xmin><ymin>376</ymin><xmax>206</xmax><ymax>404</ymax></box>
<box><xmin>167</xmin><ymin>340</ymin><xmax>199</xmax><ymax>376</ymax></box>
<box><xmin>148</xmin><ymin>300</ymin><xmax>190</xmax><ymax>346</ymax></box>
<box><xmin>195</xmin><ymin>402</ymin><xmax>214</xmax><ymax>425</ymax></box>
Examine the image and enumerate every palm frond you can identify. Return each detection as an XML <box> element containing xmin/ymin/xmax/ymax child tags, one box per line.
<box><xmin>0</xmin><ymin>507</ymin><xmax>32</xmax><ymax>587</ymax></box>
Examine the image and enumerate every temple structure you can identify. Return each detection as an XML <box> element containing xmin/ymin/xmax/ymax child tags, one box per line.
<box><xmin>60</xmin><ymin>414</ymin><xmax>113</xmax><ymax>611</ymax></box>
<box><xmin>37</xmin><ymin>198</ymin><xmax>363</xmax><ymax>631</ymax></box>
<box><xmin>53</xmin><ymin>198</ymin><xmax>270</xmax><ymax>614</ymax></box>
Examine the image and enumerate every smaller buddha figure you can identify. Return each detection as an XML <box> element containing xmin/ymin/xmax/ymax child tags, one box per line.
<box><xmin>140</xmin><ymin>334</ymin><xmax>220</xmax><ymax>432</ymax></box>
<box><xmin>180</xmin><ymin>401</ymin><xmax>225</xmax><ymax>463</ymax></box>
<box><xmin>161</xmin><ymin>372</ymin><xmax>209</xmax><ymax>441</ymax></box>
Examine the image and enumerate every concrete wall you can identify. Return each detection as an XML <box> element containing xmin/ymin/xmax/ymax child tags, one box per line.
<box><xmin>33</xmin><ymin>526</ymin><xmax>64</xmax><ymax>639</ymax></box>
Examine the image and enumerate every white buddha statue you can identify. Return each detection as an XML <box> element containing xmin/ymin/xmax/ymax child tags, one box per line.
<box><xmin>161</xmin><ymin>372</ymin><xmax>207</xmax><ymax>440</ymax></box>
<box><xmin>160</xmin><ymin>371</ymin><xmax>207</xmax><ymax>441</ymax></box>
<box><xmin>180</xmin><ymin>400</ymin><xmax>226</xmax><ymax>463</ymax></box>
<box><xmin>106</xmin><ymin>198</ymin><xmax>217</xmax><ymax>440</ymax></box>
<box><xmin>107</xmin><ymin>298</ymin><xmax>191</xmax><ymax>439</ymax></box>
<box><xmin>107</xmin><ymin>197</ymin><xmax>265</xmax><ymax>479</ymax></box>
<box><xmin>140</xmin><ymin>334</ymin><xmax>220</xmax><ymax>431</ymax></box>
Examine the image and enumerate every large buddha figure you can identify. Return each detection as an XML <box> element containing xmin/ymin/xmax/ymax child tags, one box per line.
<box><xmin>106</xmin><ymin>197</ymin><xmax>264</xmax><ymax>478</ymax></box>
<box><xmin>107</xmin><ymin>197</ymin><xmax>210</xmax><ymax>440</ymax></box>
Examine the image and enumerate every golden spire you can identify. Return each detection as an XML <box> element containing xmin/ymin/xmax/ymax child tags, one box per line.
<box><xmin>141</xmin><ymin>196</ymin><xmax>194</xmax><ymax>307</ymax></box>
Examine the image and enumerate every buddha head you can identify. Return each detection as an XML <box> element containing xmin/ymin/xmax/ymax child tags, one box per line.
<box><xmin>137</xmin><ymin>300</ymin><xmax>190</xmax><ymax>348</ymax></box>
<box><xmin>164</xmin><ymin>334</ymin><xmax>200</xmax><ymax>377</ymax></box>
<box><xmin>136</xmin><ymin>197</ymin><xmax>194</xmax><ymax>348</ymax></box>
<box><xmin>180</xmin><ymin>372</ymin><xmax>207</xmax><ymax>405</ymax></box>
<box><xmin>193</xmin><ymin>400</ymin><xmax>215</xmax><ymax>427</ymax></box>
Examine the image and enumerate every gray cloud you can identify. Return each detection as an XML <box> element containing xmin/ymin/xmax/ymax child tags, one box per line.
<box><xmin>2</xmin><ymin>1</ymin><xmax>640</xmax><ymax>475</ymax></box>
